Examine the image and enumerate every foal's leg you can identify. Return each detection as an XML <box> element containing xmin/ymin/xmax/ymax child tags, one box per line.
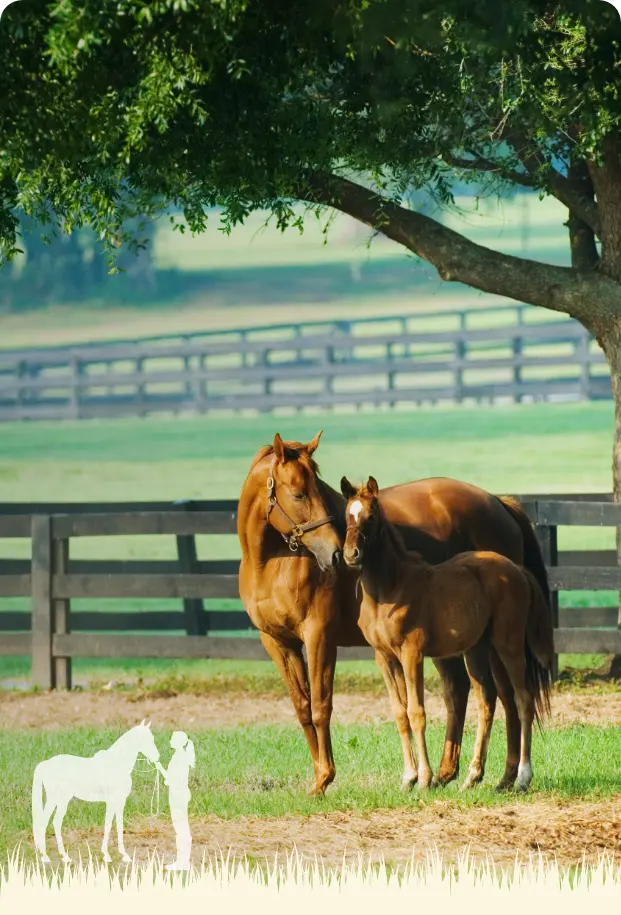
<box><xmin>305</xmin><ymin>627</ymin><xmax>338</xmax><ymax>796</ymax></box>
<box><xmin>401</xmin><ymin>643</ymin><xmax>434</xmax><ymax>789</ymax></box>
<box><xmin>461</xmin><ymin>642</ymin><xmax>497</xmax><ymax>790</ymax></box>
<box><xmin>490</xmin><ymin>648</ymin><xmax>521</xmax><ymax>791</ymax></box>
<box><xmin>374</xmin><ymin>650</ymin><xmax>418</xmax><ymax>790</ymax></box>
<box><xmin>431</xmin><ymin>657</ymin><xmax>470</xmax><ymax>787</ymax></box>
<box><xmin>259</xmin><ymin>632</ymin><xmax>320</xmax><ymax>783</ymax></box>
<box><xmin>495</xmin><ymin>649</ymin><xmax>535</xmax><ymax>792</ymax></box>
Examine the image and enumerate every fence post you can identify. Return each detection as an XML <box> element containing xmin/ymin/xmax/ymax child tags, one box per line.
<box><xmin>174</xmin><ymin>500</ymin><xmax>207</xmax><ymax>636</ymax></box>
<box><xmin>536</xmin><ymin>520</ymin><xmax>559</xmax><ymax>682</ymax></box>
<box><xmin>53</xmin><ymin>537</ymin><xmax>72</xmax><ymax>690</ymax></box>
<box><xmin>31</xmin><ymin>516</ymin><xmax>54</xmax><ymax>689</ymax></box>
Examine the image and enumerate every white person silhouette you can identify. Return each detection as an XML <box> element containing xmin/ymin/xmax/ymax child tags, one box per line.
<box><xmin>155</xmin><ymin>731</ymin><xmax>195</xmax><ymax>870</ymax></box>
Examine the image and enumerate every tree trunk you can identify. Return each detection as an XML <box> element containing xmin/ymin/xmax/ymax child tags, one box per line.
<box><xmin>592</xmin><ymin>322</ymin><xmax>621</xmax><ymax>677</ymax></box>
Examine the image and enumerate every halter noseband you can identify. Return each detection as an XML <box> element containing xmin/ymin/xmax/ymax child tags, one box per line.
<box><xmin>266</xmin><ymin>464</ymin><xmax>335</xmax><ymax>552</ymax></box>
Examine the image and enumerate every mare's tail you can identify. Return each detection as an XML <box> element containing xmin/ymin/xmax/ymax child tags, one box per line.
<box><xmin>496</xmin><ymin>495</ymin><xmax>551</xmax><ymax>609</ymax></box>
<box><xmin>523</xmin><ymin>568</ymin><xmax>554</xmax><ymax>728</ymax></box>
<box><xmin>31</xmin><ymin>763</ymin><xmax>47</xmax><ymax>853</ymax></box>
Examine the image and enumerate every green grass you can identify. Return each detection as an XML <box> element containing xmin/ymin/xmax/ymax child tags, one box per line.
<box><xmin>3</xmin><ymin>718</ymin><xmax>621</xmax><ymax>860</ymax></box>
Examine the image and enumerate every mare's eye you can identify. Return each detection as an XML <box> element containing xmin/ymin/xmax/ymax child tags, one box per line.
<box><xmin>292</xmin><ymin>492</ymin><xmax>306</xmax><ymax>502</ymax></box>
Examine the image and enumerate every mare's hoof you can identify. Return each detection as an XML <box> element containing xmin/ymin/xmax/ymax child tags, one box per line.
<box><xmin>401</xmin><ymin>776</ymin><xmax>418</xmax><ymax>792</ymax></box>
<box><xmin>121</xmin><ymin>853</ymin><xmax>131</xmax><ymax>864</ymax></box>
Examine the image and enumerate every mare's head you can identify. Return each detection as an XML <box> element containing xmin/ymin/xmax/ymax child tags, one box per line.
<box><xmin>340</xmin><ymin>476</ymin><xmax>381</xmax><ymax>570</ymax></box>
<box><xmin>130</xmin><ymin>719</ymin><xmax>160</xmax><ymax>763</ymax></box>
<box><xmin>263</xmin><ymin>431</ymin><xmax>342</xmax><ymax>572</ymax></box>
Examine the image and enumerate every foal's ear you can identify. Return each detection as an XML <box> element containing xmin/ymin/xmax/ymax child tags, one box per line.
<box><xmin>340</xmin><ymin>476</ymin><xmax>357</xmax><ymax>500</ymax></box>
<box><xmin>367</xmin><ymin>476</ymin><xmax>379</xmax><ymax>497</ymax></box>
<box><xmin>306</xmin><ymin>429</ymin><xmax>323</xmax><ymax>455</ymax></box>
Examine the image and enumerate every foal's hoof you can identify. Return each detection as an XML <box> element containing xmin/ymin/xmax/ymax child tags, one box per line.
<box><xmin>39</xmin><ymin>854</ymin><xmax>51</xmax><ymax>865</ymax></box>
<box><xmin>121</xmin><ymin>853</ymin><xmax>131</xmax><ymax>864</ymax></box>
<box><xmin>307</xmin><ymin>784</ymin><xmax>327</xmax><ymax>798</ymax></box>
<box><xmin>62</xmin><ymin>855</ymin><xmax>71</xmax><ymax>865</ymax></box>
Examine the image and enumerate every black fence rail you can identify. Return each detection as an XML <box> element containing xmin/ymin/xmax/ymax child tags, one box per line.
<box><xmin>0</xmin><ymin>304</ymin><xmax>610</xmax><ymax>422</ymax></box>
<box><xmin>0</xmin><ymin>493</ymin><xmax>619</xmax><ymax>689</ymax></box>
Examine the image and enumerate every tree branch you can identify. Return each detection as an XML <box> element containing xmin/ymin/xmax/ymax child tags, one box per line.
<box><xmin>441</xmin><ymin>152</ymin><xmax>535</xmax><ymax>189</ymax></box>
<box><xmin>505</xmin><ymin>131</ymin><xmax>601</xmax><ymax>238</ymax></box>
<box><xmin>297</xmin><ymin>172</ymin><xmax>618</xmax><ymax>323</ymax></box>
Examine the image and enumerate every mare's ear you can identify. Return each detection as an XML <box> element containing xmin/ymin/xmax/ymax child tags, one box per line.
<box><xmin>273</xmin><ymin>433</ymin><xmax>288</xmax><ymax>464</ymax></box>
<box><xmin>340</xmin><ymin>476</ymin><xmax>357</xmax><ymax>500</ymax></box>
<box><xmin>306</xmin><ymin>430</ymin><xmax>323</xmax><ymax>455</ymax></box>
<box><xmin>367</xmin><ymin>476</ymin><xmax>379</xmax><ymax>497</ymax></box>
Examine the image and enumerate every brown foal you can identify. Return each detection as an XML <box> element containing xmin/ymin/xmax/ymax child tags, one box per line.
<box><xmin>341</xmin><ymin>476</ymin><xmax>554</xmax><ymax>792</ymax></box>
<box><xmin>237</xmin><ymin>431</ymin><xmax>553</xmax><ymax>796</ymax></box>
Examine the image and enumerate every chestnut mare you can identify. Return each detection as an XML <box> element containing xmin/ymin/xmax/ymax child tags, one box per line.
<box><xmin>341</xmin><ymin>476</ymin><xmax>553</xmax><ymax>792</ymax></box>
<box><xmin>237</xmin><ymin>432</ymin><xmax>552</xmax><ymax>796</ymax></box>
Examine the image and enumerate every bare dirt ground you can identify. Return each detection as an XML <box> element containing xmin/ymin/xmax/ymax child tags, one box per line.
<box><xmin>1</xmin><ymin>685</ymin><xmax>620</xmax><ymax>731</ymax></box>
<box><xmin>56</xmin><ymin>798</ymin><xmax>621</xmax><ymax>870</ymax></box>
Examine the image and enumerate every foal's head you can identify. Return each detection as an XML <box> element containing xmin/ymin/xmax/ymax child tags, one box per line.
<box><xmin>340</xmin><ymin>476</ymin><xmax>381</xmax><ymax>570</ymax></box>
<box><xmin>263</xmin><ymin>430</ymin><xmax>343</xmax><ymax>572</ymax></box>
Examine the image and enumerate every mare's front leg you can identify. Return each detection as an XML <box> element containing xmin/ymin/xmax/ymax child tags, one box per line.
<box><xmin>259</xmin><ymin>632</ymin><xmax>320</xmax><ymax>786</ymax></box>
<box><xmin>461</xmin><ymin>640</ymin><xmax>497</xmax><ymax>790</ymax></box>
<box><xmin>401</xmin><ymin>641</ymin><xmax>433</xmax><ymax>790</ymax></box>
<box><xmin>374</xmin><ymin>650</ymin><xmax>418</xmax><ymax>790</ymax></box>
<box><xmin>431</xmin><ymin>656</ymin><xmax>470</xmax><ymax>786</ymax></box>
<box><xmin>305</xmin><ymin>625</ymin><xmax>338</xmax><ymax>796</ymax></box>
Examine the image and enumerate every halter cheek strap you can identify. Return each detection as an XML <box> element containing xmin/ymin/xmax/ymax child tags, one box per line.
<box><xmin>266</xmin><ymin>462</ymin><xmax>335</xmax><ymax>553</ymax></box>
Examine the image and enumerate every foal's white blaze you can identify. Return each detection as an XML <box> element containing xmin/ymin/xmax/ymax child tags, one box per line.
<box><xmin>349</xmin><ymin>500</ymin><xmax>363</xmax><ymax>522</ymax></box>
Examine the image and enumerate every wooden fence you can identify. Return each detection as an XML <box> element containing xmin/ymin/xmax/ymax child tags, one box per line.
<box><xmin>0</xmin><ymin>494</ymin><xmax>620</xmax><ymax>689</ymax></box>
<box><xmin>0</xmin><ymin>303</ymin><xmax>611</xmax><ymax>422</ymax></box>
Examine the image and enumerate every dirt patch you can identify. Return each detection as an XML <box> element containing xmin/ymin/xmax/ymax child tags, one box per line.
<box><xmin>2</xmin><ymin>688</ymin><xmax>621</xmax><ymax>731</ymax></box>
<box><xmin>52</xmin><ymin>798</ymin><xmax>621</xmax><ymax>869</ymax></box>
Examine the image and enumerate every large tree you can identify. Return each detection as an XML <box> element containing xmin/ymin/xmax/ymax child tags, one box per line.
<box><xmin>2</xmin><ymin>3</ymin><xmax>621</xmax><ymax>483</ymax></box>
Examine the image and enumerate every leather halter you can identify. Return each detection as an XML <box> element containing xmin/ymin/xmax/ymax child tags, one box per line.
<box><xmin>265</xmin><ymin>464</ymin><xmax>335</xmax><ymax>552</ymax></box>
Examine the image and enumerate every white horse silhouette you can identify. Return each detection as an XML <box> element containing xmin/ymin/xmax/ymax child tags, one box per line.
<box><xmin>32</xmin><ymin>719</ymin><xmax>160</xmax><ymax>864</ymax></box>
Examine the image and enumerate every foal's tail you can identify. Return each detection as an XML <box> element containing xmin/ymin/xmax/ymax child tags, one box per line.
<box><xmin>524</xmin><ymin>569</ymin><xmax>554</xmax><ymax>728</ymax></box>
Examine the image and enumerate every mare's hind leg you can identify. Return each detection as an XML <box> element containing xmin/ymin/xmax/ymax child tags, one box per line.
<box><xmin>431</xmin><ymin>657</ymin><xmax>470</xmax><ymax>787</ymax></box>
<box><xmin>259</xmin><ymin>632</ymin><xmax>320</xmax><ymax>789</ymax></box>
<box><xmin>115</xmin><ymin>797</ymin><xmax>131</xmax><ymax>863</ymax></box>
<box><xmin>374</xmin><ymin>650</ymin><xmax>418</xmax><ymax>790</ymax></box>
<box><xmin>494</xmin><ymin>649</ymin><xmax>535</xmax><ymax>792</ymax></box>
<box><xmin>52</xmin><ymin>798</ymin><xmax>71</xmax><ymax>864</ymax></box>
<box><xmin>490</xmin><ymin>648</ymin><xmax>521</xmax><ymax>791</ymax></box>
